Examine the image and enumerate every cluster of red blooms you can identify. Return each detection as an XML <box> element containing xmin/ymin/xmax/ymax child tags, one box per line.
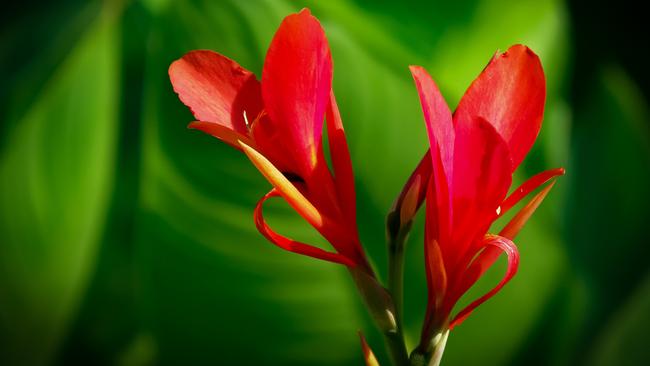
<box><xmin>169</xmin><ymin>9</ymin><xmax>563</xmax><ymax>365</ymax></box>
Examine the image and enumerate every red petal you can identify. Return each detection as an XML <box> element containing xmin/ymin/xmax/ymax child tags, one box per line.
<box><xmin>454</xmin><ymin>45</ymin><xmax>546</xmax><ymax>170</ymax></box>
<box><xmin>499</xmin><ymin>167</ymin><xmax>565</xmax><ymax>216</ymax></box>
<box><xmin>421</xmin><ymin>180</ymin><xmax>449</xmax><ymax>340</ymax></box>
<box><xmin>449</xmin><ymin>116</ymin><xmax>512</xmax><ymax>269</ymax></box>
<box><xmin>326</xmin><ymin>90</ymin><xmax>357</xmax><ymax>224</ymax></box>
<box><xmin>169</xmin><ymin>50</ymin><xmax>262</xmax><ymax>135</ymax></box>
<box><xmin>449</xmin><ymin>234</ymin><xmax>519</xmax><ymax>329</ymax></box>
<box><xmin>409</xmin><ymin>66</ymin><xmax>454</xmax><ymax>244</ymax></box>
<box><xmin>188</xmin><ymin>121</ymin><xmax>255</xmax><ymax>149</ymax></box>
<box><xmin>260</xmin><ymin>9</ymin><xmax>332</xmax><ymax>177</ymax></box>
<box><xmin>254</xmin><ymin>189</ymin><xmax>354</xmax><ymax>266</ymax></box>
<box><xmin>409</xmin><ymin>66</ymin><xmax>454</xmax><ymax>183</ymax></box>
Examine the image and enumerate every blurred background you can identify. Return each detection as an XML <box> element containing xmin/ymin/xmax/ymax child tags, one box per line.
<box><xmin>1</xmin><ymin>0</ymin><xmax>649</xmax><ymax>365</ymax></box>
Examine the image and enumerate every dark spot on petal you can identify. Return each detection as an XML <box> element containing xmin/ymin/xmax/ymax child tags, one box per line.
<box><xmin>282</xmin><ymin>171</ymin><xmax>305</xmax><ymax>183</ymax></box>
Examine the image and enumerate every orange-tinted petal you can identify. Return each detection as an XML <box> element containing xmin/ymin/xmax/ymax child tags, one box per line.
<box><xmin>260</xmin><ymin>9</ymin><xmax>332</xmax><ymax>177</ymax></box>
<box><xmin>239</xmin><ymin>141</ymin><xmax>323</xmax><ymax>229</ymax></box>
<box><xmin>421</xmin><ymin>181</ymin><xmax>449</xmax><ymax>340</ymax></box>
<box><xmin>188</xmin><ymin>121</ymin><xmax>255</xmax><ymax>149</ymax></box>
<box><xmin>326</xmin><ymin>90</ymin><xmax>357</xmax><ymax>224</ymax></box>
<box><xmin>358</xmin><ymin>332</ymin><xmax>381</xmax><ymax>366</ymax></box>
<box><xmin>454</xmin><ymin>45</ymin><xmax>545</xmax><ymax>170</ymax></box>
<box><xmin>254</xmin><ymin>189</ymin><xmax>354</xmax><ymax>266</ymax></box>
<box><xmin>169</xmin><ymin>50</ymin><xmax>262</xmax><ymax>135</ymax></box>
<box><xmin>499</xmin><ymin>167</ymin><xmax>565</xmax><ymax>216</ymax></box>
<box><xmin>389</xmin><ymin>151</ymin><xmax>431</xmax><ymax>226</ymax></box>
<box><xmin>462</xmin><ymin>178</ymin><xmax>560</xmax><ymax>284</ymax></box>
<box><xmin>500</xmin><ymin>180</ymin><xmax>558</xmax><ymax>240</ymax></box>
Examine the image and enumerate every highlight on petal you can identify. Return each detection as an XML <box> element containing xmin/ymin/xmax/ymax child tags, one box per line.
<box><xmin>358</xmin><ymin>331</ymin><xmax>381</xmax><ymax>366</ymax></box>
<box><xmin>454</xmin><ymin>45</ymin><xmax>546</xmax><ymax>170</ymax></box>
<box><xmin>254</xmin><ymin>190</ymin><xmax>354</xmax><ymax>266</ymax></box>
<box><xmin>188</xmin><ymin>121</ymin><xmax>255</xmax><ymax>149</ymax></box>
<box><xmin>499</xmin><ymin>167</ymin><xmax>565</xmax><ymax>216</ymax></box>
<box><xmin>169</xmin><ymin>50</ymin><xmax>263</xmax><ymax>134</ymax></box>
<box><xmin>239</xmin><ymin>140</ymin><xmax>323</xmax><ymax>229</ymax></box>
<box><xmin>449</xmin><ymin>234</ymin><xmax>519</xmax><ymax>329</ymax></box>
<box><xmin>326</xmin><ymin>90</ymin><xmax>357</xmax><ymax>223</ymax></box>
<box><xmin>261</xmin><ymin>8</ymin><xmax>333</xmax><ymax>176</ymax></box>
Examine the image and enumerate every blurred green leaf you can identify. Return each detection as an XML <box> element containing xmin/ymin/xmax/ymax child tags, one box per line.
<box><xmin>0</xmin><ymin>11</ymin><xmax>119</xmax><ymax>366</ymax></box>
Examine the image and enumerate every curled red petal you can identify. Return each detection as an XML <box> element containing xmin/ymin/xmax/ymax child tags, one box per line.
<box><xmin>499</xmin><ymin>167</ymin><xmax>565</xmax><ymax>216</ymax></box>
<box><xmin>169</xmin><ymin>50</ymin><xmax>262</xmax><ymax>134</ymax></box>
<box><xmin>326</xmin><ymin>90</ymin><xmax>357</xmax><ymax>224</ymax></box>
<box><xmin>449</xmin><ymin>234</ymin><xmax>519</xmax><ymax>329</ymax></box>
<box><xmin>254</xmin><ymin>189</ymin><xmax>354</xmax><ymax>266</ymax></box>
<box><xmin>454</xmin><ymin>45</ymin><xmax>546</xmax><ymax>170</ymax></box>
<box><xmin>261</xmin><ymin>8</ymin><xmax>332</xmax><ymax>177</ymax></box>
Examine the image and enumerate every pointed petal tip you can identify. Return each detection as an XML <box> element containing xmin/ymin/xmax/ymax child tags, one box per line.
<box><xmin>298</xmin><ymin>7</ymin><xmax>312</xmax><ymax>16</ymax></box>
<box><xmin>500</xmin><ymin>178</ymin><xmax>558</xmax><ymax>239</ymax></box>
<box><xmin>358</xmin><ymin>331</ymin><xmax>381</xmax><ymax>366</ymax></box>
<box><xmin>502</xmin><ymin>44</ymin><xmax>538</xmax><ymax>58</ymax></box>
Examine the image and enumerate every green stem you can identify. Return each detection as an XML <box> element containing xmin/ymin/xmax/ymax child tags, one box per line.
<box><xmin>384</xmin><ymin>328</ymin><xmax>410</xmax><ymax>366</ymax></box>
<box><xmin>385</xmin><ymin>214</ymin><xmax>412</xmax><ymax>366</ymax></box>
<box><xmin>387</xmin><ymin>229</ymin><xmax>407</xmax><ymax>322</ymax></box>
<box><xmin>349</xmin><ymin>267</ymin><xmax>409</xmax><ymax>366</ymax></box>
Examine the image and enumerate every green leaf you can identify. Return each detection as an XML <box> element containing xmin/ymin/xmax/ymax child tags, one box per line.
<box><xmin>0</xmin><ymin>11</ymin><xmax>120</xmax><ymax>366</ymax></box>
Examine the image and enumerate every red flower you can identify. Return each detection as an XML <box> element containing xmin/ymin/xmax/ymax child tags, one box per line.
<box><xmin>168</xmin><ymin>9</ymin><xmax>371</xmax><ymax>272</ymax></box>
<box><xmin>408</xmin><ymin>45</ymin><xmax>565</xmax><ymax>345</ymax></box>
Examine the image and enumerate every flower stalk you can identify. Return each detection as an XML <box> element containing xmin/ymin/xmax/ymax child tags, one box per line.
<box><xmin>349</xmin><ymin>266</ymin><xmax>409</xmax><ymax>366</ymax></box>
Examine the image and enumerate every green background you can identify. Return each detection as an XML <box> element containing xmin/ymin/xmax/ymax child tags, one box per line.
<box><xmin>1</xmin><ymin>0</ymin><xmax>649</xmax><ymax>365</ymax></box>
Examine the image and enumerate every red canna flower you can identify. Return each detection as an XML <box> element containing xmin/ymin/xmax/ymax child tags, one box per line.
<box><xmin>168</xmin><ymin>9</ymin><xmax>371</xmax><ymax>272</ymax></box>
<box><xmin>407</xmin><ymin>45</ymin><xmax>565</xmax><ymax>347</ymax></box>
